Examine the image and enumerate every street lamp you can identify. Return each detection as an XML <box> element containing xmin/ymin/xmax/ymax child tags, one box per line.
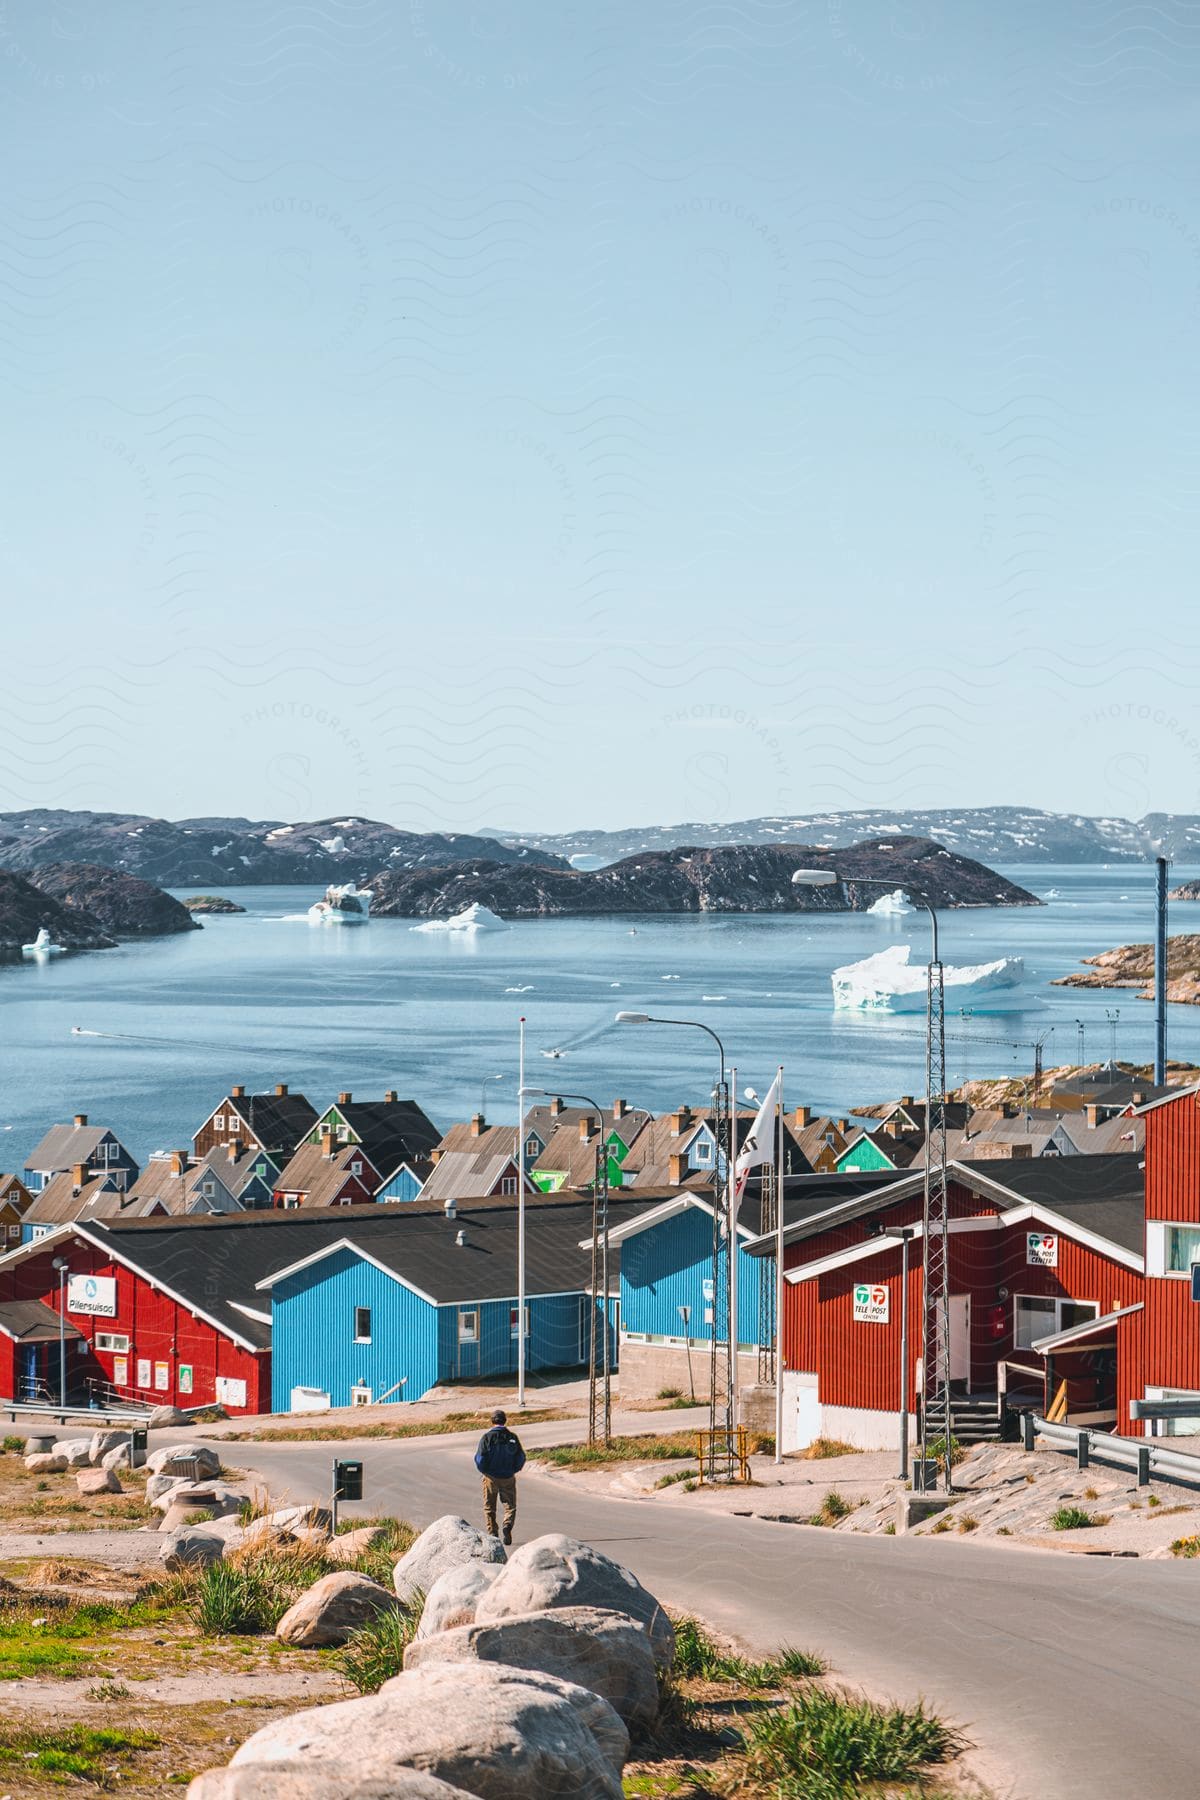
<box><xmin>615</xmin><ymin>1012</ymin><xmax>740</xmax><ymax>1453</ymax></box>
<box><xmin>51</xmin><ymin>1258</ymin><xmax>69</xmax><ymax>1408</ymax></box>
<box><xmin>522</xmin><ymin>1085</ymin><xmax>612</xmax><ymax>1444</ymax></box>
<box><xmin>792</xmin><ymin>865</ymin><xmax>951</xmax><ymax>1493</ymax></box>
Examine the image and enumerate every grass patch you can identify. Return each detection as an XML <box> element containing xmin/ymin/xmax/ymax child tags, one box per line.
<box><xmin>809</xmin><ymin>1490</ymin><xmax>854</xmax><ymax>1528</ymax></box>
<box><xmin>1051</xmin><ymin>1506</ymin><xmax>1109</xmax><ymax>1531</ymax></box>
<box><xmin>799</xmin><ymin>1438</ymin><xmax>857</xmax><ymax>1460</ymax></box>
<box><xmin>220</xmin><ymin>1407</ymin><xmax>566</xmax><ymax>1443</ymax></box>
<box><xmin>336</xmin><ymin>1597</ymin><xmax>422</xmax><ymax>1694</ymax></box>
<box><xmin>957</xmin><ymin>1515</ymin><xmax>980</xmax><ymax>1534</ymax></box>
<box><xmin>925</xmin><ymin>1434</ymin><xmax>966</xmax><ymax>1472</ymax></box>
<box><xmin>741</xmin><ymin>1685</ymin><xmax>963</xmax><ymax>1794</ymax></box>
<box><xmin>0</xmin><ymin>1593</ymin><xmax>177</xmax><ymax>1680</ymax></box>
<box><xmin>671</xmin><ymin>1616</ymin><xmax>825</xmax><ymax>1689</ymax></box>
<box><xmin>0</xmin><ymin>1724</ymin><xmax>159</xmax><ymax>1783</ymax></box>
<box><xmin>533</xmin><ymin>1431</ymin><xmax>697</xmax><ymax>1470</ymax></box>
<box><xmin>1</xmin><ymin>1435</ymin><xmax>23</xmax><ymax>1452</ymax></box>
<box><xmin>1171</xmin><ymin>1533</ymin><xmax>1200</xmax><ymax>1558</ymax></box>
<box><xmin>654</xmin><ymin>1468</ymin><xmax>700</xmax><ymax>1490</ymax></box>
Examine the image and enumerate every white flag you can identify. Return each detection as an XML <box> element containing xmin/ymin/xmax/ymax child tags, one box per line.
<box><xmin>734</xmin><ymin>1071</ymin><xmax>782</xmax><ymax>1198</ymax></box>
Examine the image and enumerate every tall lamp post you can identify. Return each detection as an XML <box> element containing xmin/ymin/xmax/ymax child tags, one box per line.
<box><xmin>615</xmin><ymin>1013</ymin><xmax>740</xmax><ymax>1455</ymax></box>
<box><xmin>521</xmin><ymin>1086</ymin><xmax>613</xmax><ymax>1444</ymax></box>
<box><xmin>51</xmin><ymin>1258</ymin><xmax>69</xmax><ymax>1407</ymax></box>
<box><xmin>791</xmin><ymin>866</ymin><xmax>952</xmax><ymax>1493</ymax></box>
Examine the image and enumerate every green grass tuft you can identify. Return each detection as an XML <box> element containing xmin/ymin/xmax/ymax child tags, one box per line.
<box><xmin>810</xmin><ymin>1490</ymin><xmax>854</xmax><ymax>1528</ymax></box>
<box><xmin>741</xmin><ymin>1685</ymin><xmax>963</xmax><ymax>1793</ymax></box>
<box><xmin>1051</xmin><ymin>1506</ymin><xmax>1108</xmax><ymax>1531</ymax></box>
<box><xmin>336</xmin><ymin>1597</ymin><xmax>422</xmax><ymax>1694</ymax></box>
<box><xmin>671</xmin><ymin>1616</ymin><xmax>824</xmax><ymax>1689</ymax></box>
<box><xmin>0</xmin><ymin>1724</ymin><xmax>159</xmax><ymax>1782</ymax></box>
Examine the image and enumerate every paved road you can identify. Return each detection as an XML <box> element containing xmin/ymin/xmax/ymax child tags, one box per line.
<box><xmin>203</xmin><ymin>1427</ymin><xmax>1198</xmax><ymax>1800</ymax></box>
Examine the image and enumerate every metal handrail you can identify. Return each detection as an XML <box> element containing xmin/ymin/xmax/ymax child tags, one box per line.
<box><xmin>1025</xmin><ymin>1412</ymin><xmax>1200</xmax><ymax>1487</ymax></box>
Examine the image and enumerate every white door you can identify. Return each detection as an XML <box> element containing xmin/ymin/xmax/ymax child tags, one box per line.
<box><xmin>795</xmin><ymin>1383</ymin><xmax>821</xmax><ymax>1450</ymax></box>
<box><xmin>949</xmin><ymin>1295</ymin><xmax>971</xmax><ymax>1386</ymax></box>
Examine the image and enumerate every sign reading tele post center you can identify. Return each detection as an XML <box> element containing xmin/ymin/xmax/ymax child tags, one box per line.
<box><xmin>853</xmin><ymin>1282</ymin><xmax>889</xmax><ymax>1324</ymax></box>
<box><xmin>66</xmin><ymin>1274</ymin><xmax>117</xmax><ymax>1317</ymax></box>
<box><xmin>1026</xmin><ymin>1232</ymin><xmax>1059</xmax><ymax>1268</ymax></box>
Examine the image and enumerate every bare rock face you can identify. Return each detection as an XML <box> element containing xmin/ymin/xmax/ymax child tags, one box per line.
<box><xmin>474</xmin><ymin>1535</ymin><xmax>675</xmax><ymax>1669</ymax></box>
<box><xmin>188</xmin><ymin>1771</ymin><xmax>473</xmax><ymax>1799</ymax></box>
<box><xmin>1052</xmin><ymin>935</ymin><xmax>1200</xmax><ymax>1006</ymax></box>
<box><xmin>392</xmin><ymin>1515</ymin><xmax>506</xmax><ymax>1606</ymax></box>
<box><xmin>160</xmin><ymin>1528</ymin><xmax>226</xmax><ymax>1571</ymax></box>
<box><xmin>404</xmin><ymin>1605</ymin><xmax>660</xmax><ymax>1732</ymax></box>
<box><xmin>265</xmin><ymin>1504</ymin><xmax>332</xmax><ymax>1535</ymax></box>
<box><xmin>24</xmin><ymin>1452</ymin><xmax>67</xmax><ymax>1474</ymax></box>
<box><xmin>414</xmin><ymin>1562</ymin><xmax>503</xmax><ymax>1639</ymax></box>
<box><xmin>77</xmin><ymin>1468</ymin><xmax>122</xmax><ymax>1497</ymax></box>
<box><xmin>228</xmin><ymin>1662</ymin><xmax>628</xmax><ymax>1800</ymax></box>
<box><xmin>275</xmin><ymin>1572</ymin><xmax>402</xmax><ymax>1648</ymax></box>
<box><xmin>26</xmin><ymin>862</ymin><xmax>200</xmax><ymax>937</ymax></box>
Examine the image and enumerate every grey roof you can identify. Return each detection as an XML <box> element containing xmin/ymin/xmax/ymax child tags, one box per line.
<box><xmin>126</xmin><ymin>1156</ymin><xmax>240</xmax><ymax>1216</ymax></box>
<box><xmin>273</xmin><ymin>1142</ymin><xmax>382</xmax><ymax>1209</ymax></box>
<box><xmin>314</xmin><ymin>1098</ymin><xmax>441</xmax><ymax>1169</ymax></box>
<box><xmin>25</xmin><ymin>1122</ymin><xmax>110</xmax><ymax>1172</ymax></box>
<box><xmin>221</xmin><ymin>1090</ymin><xmax>319</xmax><ymax>1155</ymax></box>
<box><xmin>0</xmin><ymin>1299</ymin><xmax>84</xmax><ymax>1344</ymax></box>
<box><xmin>22</xmin><ymin>1172</ymin><xmax>137</xmax><ymax>1229</ymax></box>
<box><xmin>956</xmin><ymin>1154</ymin><xmax>1145</xmax><ymax>1254</ymax></box>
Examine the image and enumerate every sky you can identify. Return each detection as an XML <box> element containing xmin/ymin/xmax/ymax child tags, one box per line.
<box><xmin>3</xmin><ymin>2</ymin><xmax>1200</xmax><ymax>835</ymax></box>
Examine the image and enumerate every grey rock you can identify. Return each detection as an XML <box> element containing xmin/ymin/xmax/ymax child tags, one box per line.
<box><xmin>414</xmin><ymin>1562</ymin><xmax>503</xmax><ymax>1639</ymax></box>
<box><xmin>101</xmin><ymin>1442</ymin><xmax>133</xmax><ymax>1472</ymax></box>
<box><xmin>266</xmin><ymin>1504</ymin><xmax>332</xmax><ymax>1535</ymax></box>
<box><xmin>149</xmin><ymin>1480</ymin><xmax>244</xmax><ymax>1516</ymax></box>
<box><xmin>24</xmin><ymin>1452</ymin><xmax>67</xmax><ymax>1474</ymax></box>
<box><xmin>160</xmin><ymin>1528</ymin><xmax>226</xmax><ymax>1571</ymax></box>
<box><xmin>475</xmin><ymin>1534</ymin><xmax>675</xmax><ymax>1668</ymax></box>
<box><xmin>160</xmin><ymin>1501</ymin><xmax>217</xmax><ymax>1533</ymax></box>
<box><xmin>392</xmin><ymin>1515</ymin><xmax>505</xmax><ymax>1605</ymax></box>
<box><xmin>77</xmin><ymin>1467</ymin><xmax>122</xmax><ymax>1496</ymax></box>
<box><xmin>52</xmin><ymin>1437</ymin><xmax>93</xmax><ymax>1468</ymax></box>
<box><xmin>325</xmin><ymin>1524</ymin><xmax>391</xmax><ymax>1567</ymax></box>
<box><xmin>147</xmin><ymin>1442</ymin><xmax>221</xmax><ymax>1477</ymax></box>
<box><xmin>404</xmin><ymin>1605</ymin><xmax>660</xmax><ymax>1732</ymax></box>
<box><xmin>230</xmin><ymin>1662</ymin><xmax>628</xmax><ymax>1799</ymax></box>
<box><xmin>188</xmin><ymin>1769</ymin><xmax>472</xmax><ymax>1798</ymax></box>
<box><xmin>88</xmin><ymin>1429</ymin><xmax>128</xmax><ymax>1465</ymax></box>
<box><xmin>148</xmin><ymin>1405</ymin><xmax>191</xmax><ymax>1427</ymax></box>
<box><xmin>275</xmin><ymin>1572</ymin><xmax>402</xmax><ymax>1648</ymax></box>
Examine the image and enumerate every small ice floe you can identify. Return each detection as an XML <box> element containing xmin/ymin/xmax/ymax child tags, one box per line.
<box><xmin>22</xmin><ymin>928</ymin><xmax>66</xmax><ymax>958</ymax></box>
<box><xmin>504</xmin><ymin>984</ymin><xmax>533</xmax><ymax>994</ymax></box>
<box><xmin>412</xmin><ymin>903</ymin><xmax>509</xmax><ymax>934</ymax></box>
<box><xmin>702</xmin><ymin>994</ymin><xmax>727</xmax><ymax>1001</ymax></box>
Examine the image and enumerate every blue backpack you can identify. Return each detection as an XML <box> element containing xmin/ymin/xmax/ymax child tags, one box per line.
<box><xmin>475</xmin><ymin>1427</ymin><xmax>526</xmax><ymax>1479</ymax></box>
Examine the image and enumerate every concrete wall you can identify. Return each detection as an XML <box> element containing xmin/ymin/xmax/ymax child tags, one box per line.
<box><xmin>819</xmin><ymin>1402</ymin><xmax>912</xmax><ymax>1452</ymax></box>
<box><xmin>619</xmin><ymin>1336</ymin><xmax>759</xmax><ymax>1405</ymax></box>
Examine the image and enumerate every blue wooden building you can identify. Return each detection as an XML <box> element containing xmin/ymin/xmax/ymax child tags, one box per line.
<box><xmin>373</xmin><ymin>1160</ymin><xmax>429</xmax><ymax>1203</ymax></box>
<box><xmin>258</xmin><ymin>1194</ymin><xmax>655</xmax><ymax>1410</ymax></box>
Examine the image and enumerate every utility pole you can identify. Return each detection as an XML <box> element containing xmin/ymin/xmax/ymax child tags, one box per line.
<box><xmin>1155</xmin><ymin>855</ymin><xmax>1169</xmax><ymax>1086</ymax></box>
<box><xmin>922</xmin><ymin>934</ymin><xmax>952</xmax><ymax>1493</ymax></box>
<box><xmin>516</xmin><ymin>1018</ymin><xmax>527</xmax><ymax>1410</ymax></box>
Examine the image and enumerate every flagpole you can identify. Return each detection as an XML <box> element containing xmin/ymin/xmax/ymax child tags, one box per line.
<box><xmin>774</xmin><ymin>1064</ymin><xmax>785</xmax><ymax>1465</ymax></box>
<box><xmin>517</xmin><ymin>1015</ymin><xmax>527</xmax><ymax>1411</ymax></box>
<box><xmin>729</xmin><ymin>1064</ymin><xmax>738</xmax><ymax>1431</ymax></box>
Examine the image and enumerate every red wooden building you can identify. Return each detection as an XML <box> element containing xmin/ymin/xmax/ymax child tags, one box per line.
<box><xmin>0</xmin><ymin>1217</ymin><xmax>271</xmax><ymax>1415</ymax></box>
<box><xmin>753</xmin><ymin>1155</ymin><xmax>1145</xmax><ymax>1451</ymax></box>
<box><xmin>1132</xmin><ymin>1082</ymin><xmax>1200</xmax><ymax>1433</ymax></box>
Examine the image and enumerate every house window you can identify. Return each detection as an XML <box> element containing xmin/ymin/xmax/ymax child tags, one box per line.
<box><xmin>1167</xmin><ymin>1225</ymin><xmax>1200</xmax><ymax>1274</ymax></box>
<box><xmin>693</xmin><ymin>1139</ymin><xmax>712</xmax><ymax>1165</ymax></box>
<box><xmin>499</xmin><ymin>1176</ymin><xmax>518</xmax><ymax>1196</ymax></box>
<box><xmin>7</xmin><ymin>1222</ymin><xmax>17</xmax><ymax>1239</ymax></box>
<box><xmin>351</xmin><ymin>1160</ymin><xmax>362</xmax><ymax>1176</ymax></box>
<box><xmin>510</xmin><ymin>1305</ymin><xmax>529</xmax><ymax>1341</ymax></box>
<box><xmin>354</xmin><ymin>1307</ymin><xmax>371</xmax><ymax>1343</ymax></box>
<box><xmin>526</xmin><ymin>1136</ymin><xmax>541</xmax><ymax>1158</ymax></box>
<box><xmin>282</xmin><ymin>1196</ymin><xmax>300</xmax><ymax>1211</ymax></box>
<box><xmin>96</xmin><ymin>1332</ymin><xmax>130</xmax><ymax>1354</ymax></box>
<box><xmin>458</xmin><ymin>1309</ymin><xmax>479</xmax><ymax>1344</ymax></box>
<box><xmin>1156</xmin><ymin>1389</ymin><xmax>1200</xmax><ymax>1437</ymax></box>
<box><xmin>214</xmin><ymin>1114</ymin><xmax>225</xmax><ymax>1131</ymax></box>
<box><xmin>1013</xmin><ymin>1295</ymin><xmax>1099</xmax><ymax>1350</ymax></box>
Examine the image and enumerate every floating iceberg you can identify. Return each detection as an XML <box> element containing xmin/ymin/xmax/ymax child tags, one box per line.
<box><xmin>308</xmin><ymin>883</ymin><xmax>372</xmax><ymax>924</ymax></box>
<box><xmin>867</xmin><ymin>889</ymin><xmax>913</xmax><ymax>916</ymax></box>
<box><xmin>22</xmin><ymin>927</ymin><xmax>66</xmax><ymax>959</ymax></box>
<box><xmin>411</xmin><ymin>902</ymin><xmax>508</xmax><ymax>934</ymax></box>
<box><xmin>832</xmin><ymin>943</ymin><xmax>1025</xmax><ymax>1013</ymax></box>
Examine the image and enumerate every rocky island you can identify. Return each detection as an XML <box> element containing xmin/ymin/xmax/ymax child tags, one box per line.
<box><xmin>0</xmin><ymin>870</ymin><xmax>118</xmax><ymax>960</ymax></box>
<box><xmin>1052</xmin><ymin>936</ymin><xmax>1200</xmax><ymax>1006</ymax></box>
<box><xmin>181</xmin><ymin>894</ymin><xmax>246</xmax><ymax>914</ymax></box>
<box><xmin>368</xmin><ymin>836</ymin><xmax>1040</xmax><ymax>920</ymax></box>
<box><xmin>1169</xmin><ymin>879</ymin><xmax>1200</xmax><ymax>901</ymax></box>
<box><xmin>0</xmin><ymin>863</ymin><xmax>201</xmax><ymax>960</ymax></box>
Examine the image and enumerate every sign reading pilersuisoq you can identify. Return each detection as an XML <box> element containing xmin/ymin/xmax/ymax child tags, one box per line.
<box><xmin>66</xmin><ymin>1274</ymin><xmax>117</xmax><ymax>1317</ymax></box>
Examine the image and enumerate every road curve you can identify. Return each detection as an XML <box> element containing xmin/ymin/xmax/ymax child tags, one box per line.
<box><xmin>206</xmin><ymin>1430</ymin><xmax>1200</xmax><ymax>1800</ymax></box>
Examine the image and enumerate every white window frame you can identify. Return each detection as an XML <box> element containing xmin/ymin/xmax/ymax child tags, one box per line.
<box><xmin>458</xmin><ymin>1309</ymin><xmax>479</xmax><ymax>1344</ymax></box>
<box><xmin>499</xmin><ymin>1175</ymin><xmax>518</xmax><ymax>1196</ymax></box>
<box><xmin>692</xmin><ymin>1137</ymin><xmax>713</xmax><ymax>1165</ymax></box>
<box><xmin>1013</xmin><ymin>1293</ymin><xmax>1099</xmax><ymax>1350</ymax></box>
<box><xmin>214</xmin><ymin>1114</ymin><xmax>225</xmax><ymax>1131</ymax></box>
<box><xmin>354</xmin><ymin>1306</ymin><xmax>371</xmax><ymax>1343</ymax></box>
<box><xmin>1148</xmin><ymin>1221</ymin><xmax>1200</xmax><ymax>1278</ymax></box>
<box><xmin>510</xmin><ymin>1304</ymin><xmax>529</xmax><ymax>1341</ymax></box>
<box><xmin>351</xmin><ymin>1160</ymin><xmax>362</xmax><ymax>1176</ymax></box>
<box><xmin>351</xmin><ymin>1384</ymin><xmax>372</xmax><ymax>1406</ymax></box>
<box><xmin>95</xmin><ymin>1332</ymin><xmax>130</xmax><ymax>1354</ymax></box>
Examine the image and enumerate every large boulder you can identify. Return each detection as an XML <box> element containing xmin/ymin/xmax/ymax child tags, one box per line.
<box><xmin>24</xmin><ymin>1452</ymin><xmax>67</xmax><ymax>1474</ymax></box>
<box><xmin>325</xmin><ymin>1524</ymin><xmax>392</xmax><ymax>1567</ymax></box>
<box><xmin>77</xmin><ymin>1467</ymin><xmax>122</xmax><ymax>1497</ymax></box>
<box><xmin>267</xmin><ymin>1504</ymin><xmax>332</xmax><ymax>1535</ymax></box>
<box><xmin>160</xmin><ymin>1528</ymin><xmax>226</xmax><ymax>1571</ymax></box>
<box><xmin>189</xmin><ymin>1770</ymin><xmax>472</xmax><ymax>1798</ymax></box>
<box><xmin>475</xmin><ymin>1535</ymin><xmax>675</xmax><ymax>1668</ymax></box>
<box><xmin>146</xmin><ymin>1473</ymin><xmax>187</xmax><ymax>1504</ymax></box>
<box><xmin>392</xmin><ymin>1515</ymin><xmax>505</xmax><ymax>1605</ymax></box>
<box><xmin>148</xmin><ymin>1443</ymin><xmax>221</xmax><ymax>1477</ymax></box>
<box><xmin>404</xmin><ymin>1606</ymin><xmax>660</xmax><ymax>1733</ymax></box>
<box><xmin>414</xmin><ymin>1563</ymin><xmax>503</xmax><ymax>1639</ymax></box>
<box><xmin>228</xmin><ymin>1663</ymin><xmax>627</xmax><ymax>1799</ymax></box>
<box><xmin>275</xmin><ymin>1572</ymin><xmax>402</xmax><ymax>1648</ymax></box>
<box><xmin>101</xmin><ymin>1441</ymin><xmax>132</xmax><ymax>1472</ymax></box>
<box><xmin>88</xmin><ymin>1429</ymin><xmax>128</xmax><ymax>1465</ymax></box>
<box><xmin>53</xmin><ymin>1437</ymin><xmax>93</xmax><ymax>1468</ymax></box>
<box><xmin>160</xmin><ymin>1501</ymin><xmax>218</xmax><ymax>1533</ymax></box>
<box><xmin>148</xmin><ymin>1405</ymin><xmax>190</xmax><ymax>1427</ymax></box>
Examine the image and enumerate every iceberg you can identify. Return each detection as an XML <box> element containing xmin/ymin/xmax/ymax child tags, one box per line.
<box><xmin>832</xmin><ymin>942</ymin><xmax>1024</xmax><ymax>1013</ymax></box>
<box><xmin>411</xmin><ymin>902</ymin><xmax>509</xmax><ymax>934</ymax></box>
<box><xmin>866</xmin><ymin>889</ymin><xmax>913</xmax><ymax>916</ymax></box>
<box><xmin>22</xmin><ymin>927</ymin><xmax>67</xmax><ymax>959</ymax></box>
<box><xmin>308</xmin><ymin>883</ymin><xmax>372</xmax><ymax>924</ymax></box>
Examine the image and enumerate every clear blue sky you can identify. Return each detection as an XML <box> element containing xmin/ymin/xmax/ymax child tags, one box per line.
<box><xmin>2</xmin><ymin>3</ymin><xmax>1198</xmax><ymax>833</ymax></box>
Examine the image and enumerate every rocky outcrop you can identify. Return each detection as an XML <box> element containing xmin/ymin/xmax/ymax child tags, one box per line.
<box><xmin>1052</xmin><ymin>936</ymin><xmax>1200</xmax><ymax>1006</ymax></box>
<box><xmin>1170</xmin><ymin>880</ymin><xmax>1200</xmax><ymax>901</ymax></box>
<box><xmin>368</xmin><ymin>837</ymin><xmax>1039</xmax><ymax>921</ymax></box>
<box><xmin>161</xmin><ymin>1527</ymin><xmax>227</xmax><ymax>1570</ymax></box>
<box><xmin>392</xmin><ymin>1515</ymin><xmax>507</xmax><ymax>1605</ymax></box>
<box><xmin>474</xmin><ymin>1535</ymin><xmax>674</xmax><ymax>1669</ymax></box>
<box><xmin>0</xmin><ymin>810</ymin><xmax>567</xmax><ymax>885</ymax></box>
<box><xmin>275</xmin><ymin>1572</ymin><xmax>402</xmax><ymax>1648</ymax></box>
<box><xmin>27</xmin><ymin>862</ymin><xmax>199</xmax><ymax>936</ymax></box>
<box><xmin>182</xmin><ymin>895</ymin><xmax>246</xmax><ymax>913</ymax></box>
<box><xmin>404</xmin><ymin>1606</ymin><xmax>660</xmax><ymax>1732</ymax></box>
<box><xmin>0</xmin><ymin>869</ymin><xmax>116</xmax><ymax>960</ymax></box>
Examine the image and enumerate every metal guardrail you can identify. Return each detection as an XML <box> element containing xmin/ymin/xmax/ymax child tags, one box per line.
<box><xmin>1</xmin><ymin>1399</ymin><xmax>155</xmax><ymax>1425</ymax></box>
<box><xmin>1024</xmin><ymin>1412</ymin><xmax>1200</xmax><ymax>1487</ymax></box>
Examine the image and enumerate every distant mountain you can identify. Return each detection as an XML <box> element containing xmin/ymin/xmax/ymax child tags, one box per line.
<box><xmin>369</xmin><ymin>837</ymin><xmax>1040</xmax><ymax>919</ymax></box>
<box><xmin>503</xmin><ymin>808</ymin><xmax>1200</xmax><ymax>866</ymax></box>
<box><xmin>0</xmin><ymin>812</ymin><xmax>567</xmax><ymax>886</ymax></box>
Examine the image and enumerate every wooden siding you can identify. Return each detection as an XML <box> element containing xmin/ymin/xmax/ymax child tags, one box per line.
<box><xmin>1142</xmin><ymin>1091</ymin><xmax>1200</xmax><ymax>1402</ymax></box>
<box><xmin>271</xmin><ymin>1247</ymin><xmax>440</xmax><ymax>1409</ymax></box>
<box><xmin>621</xmin><ymin>1207</ymin><xmax>764</xmax><ymax>1348</ymax></box>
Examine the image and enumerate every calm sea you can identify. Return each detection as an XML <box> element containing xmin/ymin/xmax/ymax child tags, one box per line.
<box><xmin>1</xmin><ymin>864</ymin><xmax>1196</xmax><ymax>1165</ymax></box>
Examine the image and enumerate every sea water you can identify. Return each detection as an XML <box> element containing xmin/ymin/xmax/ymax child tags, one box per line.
<box><xmin>0</xmin><ymin>863</ymin><xmax>1194</xmax><ymax>1163</ymax></box>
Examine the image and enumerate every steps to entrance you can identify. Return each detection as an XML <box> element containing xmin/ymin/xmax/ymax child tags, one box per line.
<box><xmin>949</xmin><ymin>1392</ymin><xmax>1002</xmax><ymax>1445</ymax></box>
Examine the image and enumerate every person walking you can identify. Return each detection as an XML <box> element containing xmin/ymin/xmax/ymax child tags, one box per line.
<box><xmin>475</xmin><ymin>1408</ymin><xmax>526</xmax><ymax>1545</ymax></box>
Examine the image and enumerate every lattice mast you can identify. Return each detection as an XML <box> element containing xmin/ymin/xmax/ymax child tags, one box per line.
<box><xmin>921</xmin><ymin>953</ymin><xmax>952</xmax><ymax>1490</ymax></box>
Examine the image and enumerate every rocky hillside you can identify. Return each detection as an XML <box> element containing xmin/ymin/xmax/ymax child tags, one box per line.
<box><xmin>1053</xmin><ymin>937</ymin><xmax>1200</xmax><ymax>1005</ymax></box>
<box><xmin>0</xmin><ymin>811</ymin><xmax>566</xmax><ymax>886</ymax></box>
<box><xmin>509</xmin><ymin>807</ymin><xmax>1200</xmax><ymax>865</ymax></box>
<box><xmin>0</xmin><ymin>870</ymin><xmax>116</xmax><ymax>959</ymax></box>
<box><xmin>26</xmin><ymin>864</ymin><xmax>200</xmax><ymax>937</ymax></box>
<box><xmin>368</xmin><ymin>837</ymin><xmax>1040</xmax><ymax>919</ymax></box>
<box><xmin>1170</xmin><ymin>879</ymin><xmax>1200</xmax><ymax>900</ymax></box>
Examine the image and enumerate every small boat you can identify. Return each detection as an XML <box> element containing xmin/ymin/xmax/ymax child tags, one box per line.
<box><xmin>22</xmin><ymin>928</ymin><xmax>66</xmax><ymax>959</ymax></box>
<box><xmin>308</xmin><ymin>883</ymin><xmax>372</xmax><ymax>924</ymax></box>
<box><xmin>542</xmin><ymin>1048</ymin><xmax>566</xmax><ymax>1059</ymax></box>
